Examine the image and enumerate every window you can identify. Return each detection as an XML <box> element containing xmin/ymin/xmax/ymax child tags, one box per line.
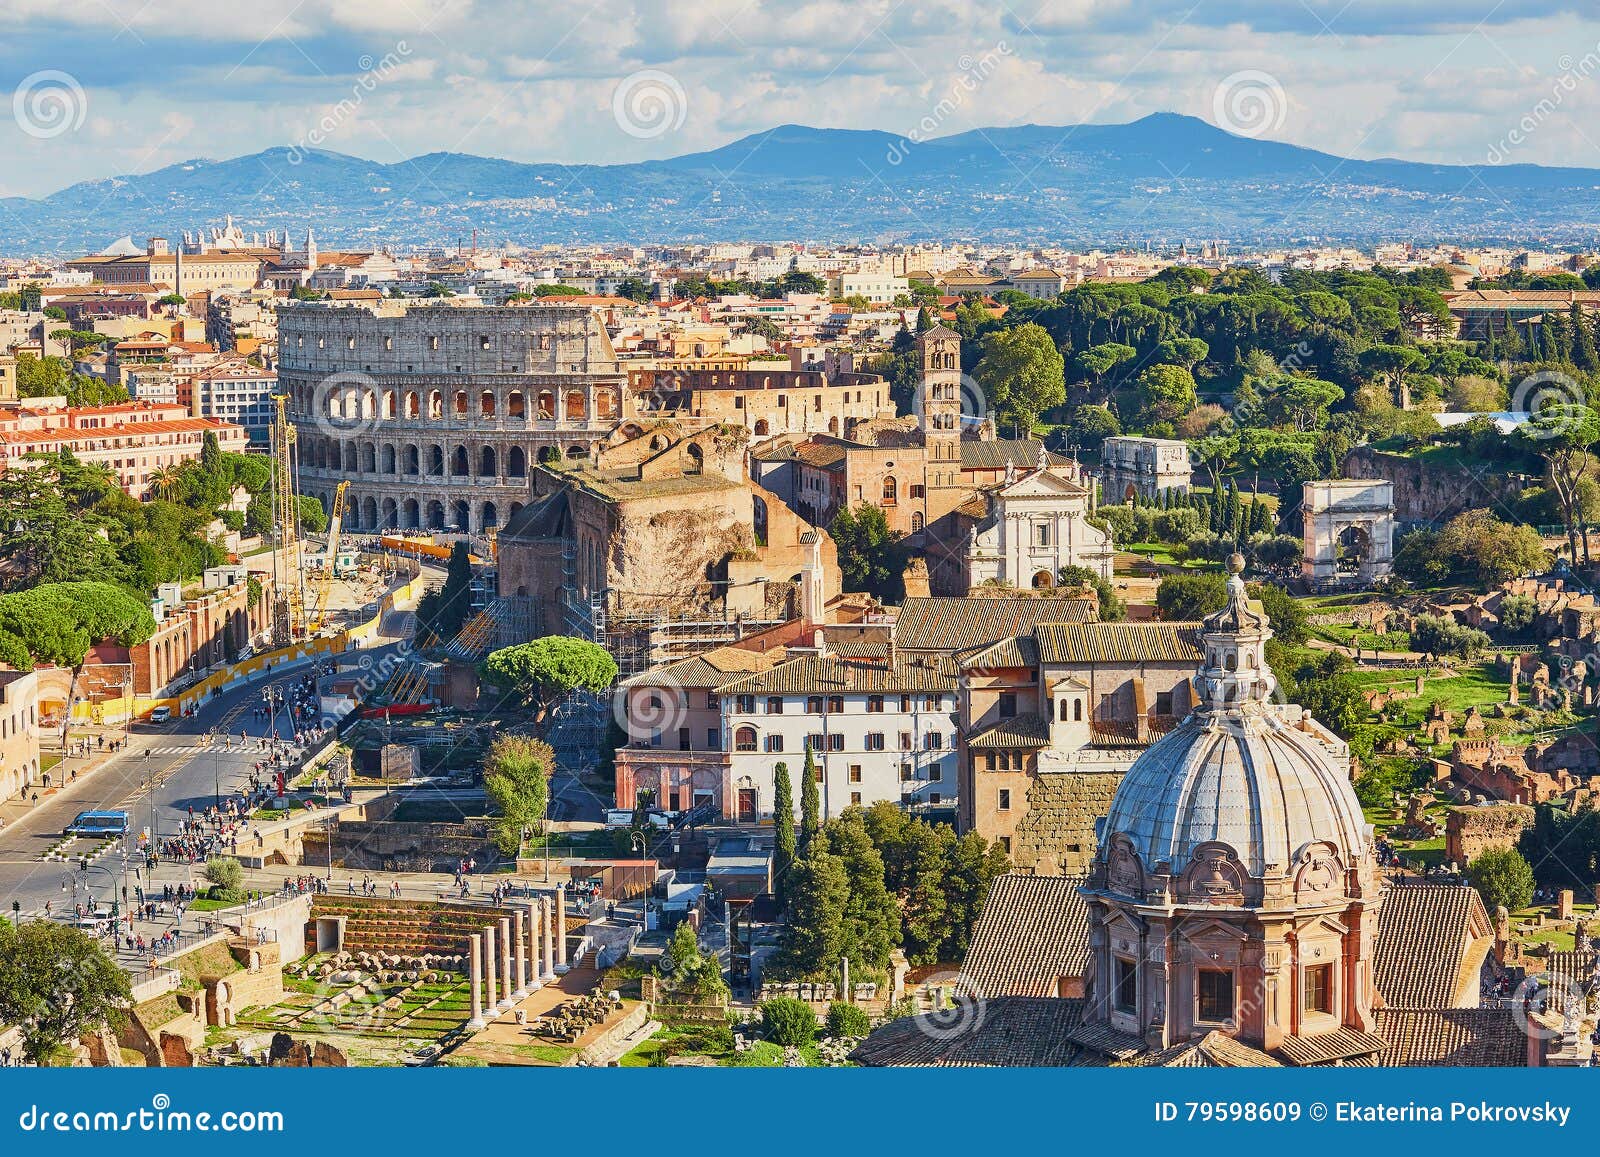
<box><xmin>814</xmin><ymin>764</ymin><xmax>824</xmax><ymax>783</ymax></box>
<box><xmin>1114</xmin><ymin>959</ymin><xmax>1137</xmax><ymax>1013</ymax></box>
<box><xmin>1155</xmin><ymin>691</ymin><xmax>1173</xmax><ymax>716</ymax></box>
<box><xmin>929</xmin><ymin>764</ymin><xmax>942</xmax><ymax>781</ymax></box>
<box><xmin>865</xmin><ymin>732</ymin><xmax>885</xmax><ymax>751</ymax></box>
<box><xmin>828</xmin><ymin>734</ymin><xmax>845</xmax><ymax>752</ymax></box>
<box><xmin>850</xmin><ymin>792</ymin><xmax>862</xmax><ymax>806</ymax></box>
<box><xmin>999</xmin><ymin>693</ymin><xmax>1017</xmax><ymax>719</ymax></box>
<box><xmin>808</xmin><ymin>733</ymin><xmax>826</xmax><ymax>753</ymax></box>
<box><xmin>924</xmin><ymin>732</ymin><xmax>943</xmax><ymax>750</ymax></box>
<box><xmin>924</xmin><ymin>695</ymin><xmax>943</xmax><ymax>711</ymax></box>
<box><xmin>1197</xmin><ymin>970</ymin><xmax>1235</xmax><ymax>1023</ymax></box>
<box><xmin>849</xmin><ymin>765</ymin><xmax>863</xmax><ymax>783</ymax></box>
<box><xmin>678</xmin><ymin>727</ymin><xmax>690</xmax><ymax>751</ymax></box>
<box><xmin>766</xmin><ymin>696</ymin><xmax>785</xmax><ymax>715</ymax></box>
<box><xmin>998</xmin><ymin>836</ymin><xmax>1011</xmax><ymax>854</ymax></box>
<box><xmin>900</xmin><ymin>695</ymin><xmax>912</xmax><ymax>712</ymax></box>
<box><xmin>998</xmin><ymin>788</ymin><xmax>1011</xmax><ymax>811</ymax></box>
<box><xmin>909</xmin><ymin>483</ymin><xmax>924</xmax><ymax>499</ymax></box>
<box><xmin>1305</xmin><ymin>963</ymin><xmax>1334</xmax><ymax>1015</ymax></box>
<box><xmin>899</xmin><ymin>731</ymin><xmax>913</xmax><ymax>751</ymax></box>
<box><xmin>736</xmin><ymin>695</ymin><xmax>756</xmax><ymax>714</ymax></box>
<box><xmin>827</xmin><ymin>695</ymin><xmax>845</xmax><ymax>714</ymax></box>
<box><xmin>929</xmin><ymin>792</ymin><xmax>941</xmax><ymax>805</ymax></box>
<box><xmin>706</xmin><ymin>692</ymin><xmax>719</xmax><ymax>710</ymax></box>
<box><xmin>1034</xmin><ymin>521</ymin><xmax>1051</xmax><ymax>547</ymax></box>
<box><xmin>900</xmin><ymin>763</ymin><xmax>914</xmax><ymax>782</ymax></box>
<box><xmin>735</xmin><ymin>726</ymin><xmax>758</xmax><ymax>752</ymax></box>
<box><xmin>807</xmin><ymin>696</ymin><xmax>824</xmax><ymax>714</ymax></box>
<box><xmin>707</xmin><ymin>728</ymin><xmax>720</xmax><ymax>748</ymax></box>
<box><xmin>764</xmin><ymin>735</ymin><xmax>785</xmax><ymax>753</ymax></box>
<box><xmin>867</xmin><ymin>695</ymin><xmax>885</xmax><ymax>713</ymax></box>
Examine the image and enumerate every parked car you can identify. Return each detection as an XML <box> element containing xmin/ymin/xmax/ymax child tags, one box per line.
<box><xmin>149</xmin><ymin>706</ymin><xmax>172</xmax><ymax>724</ymax></box>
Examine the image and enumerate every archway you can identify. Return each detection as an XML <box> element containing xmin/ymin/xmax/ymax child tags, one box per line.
<box><xmin>452</xmin><ymin>500</ymin><xmax>471</xmax><ymax>531</ymax></box>
<box><xmin>381</xmin><ymin>443</ymin><xmax>396</xmax><ymax>474</ymax></box>
<box><xmin>1032</xmin><ymin>570</ymin><xmax>1054</xmax><ymax>589</ymax></box>
<box><xmin>507</xmin><ymin>390</ymin><xmax>525</xmax><ymax>419</ymax></box>
<box><xmin>403</xmin><ymin>499</ymin><xmax>420</xmax><ymax>529</ymax></box>
<box><xmin>381</xmin><ymin>497</ymin><xmax>397</xmax><ymax>528</ymax></box>
<box><xmin>479</xmin><ymin>446</ymin><xmax>497</xmax><ymax>477</ymax></box>
<box><xmin>403</xmin><ymin>444</ymin><xmax>419</xmax><ymax>475</ymax></box>
<box><xmin>480</xmin><ymin>390</ymin><xmax>496</xmax><ymax>417</ymax></box>
<box><xmin>452</xmin><ymin>446</ymin><xmax>469</xmax><ymax>476</ymax></box>
<box><xmin>361</xmin><ymin>495</ymin><xmax>377</xmax><ymax>529</ymax></box>
<box><xmin>507</xmin><ymin>446</ymin><xmax>526</xmax><ymax>477</ymax></box>
<box><xmin>481</xmin><ymin>502</ymin><xmax>498</xmax><ymax>530</ymax></box>
<box><xmin>566</xmin><ymin>389</ymin><xmax>587</xmax><ymax>422</ymax></box>
<box><xmin>426</xmin><ymin>501</ymin><xmax>445</xmax><ymax>530</ymax></box>
<box><xmin>427</xmin><ymin>445</ymin><xmax>444</xmax><ymax>475</ymax></box>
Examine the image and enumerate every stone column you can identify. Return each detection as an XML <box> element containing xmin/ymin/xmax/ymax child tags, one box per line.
<box><xmin>540</xmin><ymin>896</ymin><xmax>554</xmax><ymax>981</ymax></box>
<box><xmin>497</xmin><ymin>916</ymin><xmax>514</xmax><ymax>1011</ymax></box>
<box><xmin>483</xmin><ymin>923</ymin><xmax>497</xmax><ymax>1018</ymax></box>
<box><xmin>526</xmin><ymin>900</ymin><xmax>542</xmax><ymax>987</ymax></box>
<box><xmin>555</xmin><ymin>884</ymin><xmax>568</xmax><ymax>969</ymax></box>
<box><xmin>468</xmin><ymin>933</ymin><xmax>485</xmax><ymax>1029</ymax></box>
<box><xmin>513</xmin><ymin>908</ymin><xmax>528</xmax><ymax>998</ymax></box>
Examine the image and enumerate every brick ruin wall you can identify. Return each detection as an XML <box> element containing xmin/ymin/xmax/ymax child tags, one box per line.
<box><xmin>1446</xmin><ymin>803</ymin><xmax>1535</xmax><ymax>867</ymax></box>
<box><xmin>1342</xmin><ymin>445</ymin><xmax>1528</xmax><ymax>525</ymax></box>
<box><xmin>1011</xmin><ymin>768</ymin><xmax>1126</xmax><ymax>877</ymax></box>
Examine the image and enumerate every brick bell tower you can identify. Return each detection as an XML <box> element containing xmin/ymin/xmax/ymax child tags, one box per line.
<box><xmin>916</xmin><ymin>325</ymin><xmax>963</xmax><ymax>466</ymax></box>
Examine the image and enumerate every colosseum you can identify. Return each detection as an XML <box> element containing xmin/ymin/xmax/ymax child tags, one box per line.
<box><xmin>280</xmin><ymin>300</ymin><xmax>630</xmax><ymax>535</ymax></box>
<box><xmin>280</xmin><ymin>299</ymin><xmax>895</xmax><ymax>537</ymax></box>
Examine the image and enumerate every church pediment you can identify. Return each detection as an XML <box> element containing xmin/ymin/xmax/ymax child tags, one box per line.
<box><xmin>996</xmin><ymin>470</ymin><xmax>1088</xmax><ymax>500</ymax></box>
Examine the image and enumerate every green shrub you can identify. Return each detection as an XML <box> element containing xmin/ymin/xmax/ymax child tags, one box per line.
<box><xmin>203</xmin><ymin>856</ymin><xmax>245</xmax><ymax>903</ymax></box>
<box><xmin>825</xmin><ymin>1002</ymin><xmax>872</xmax><ymax>1038</ymax></box>
<box><xmin>760</xmin><ymin>997</ymin><xmax>818</xmax><ymax>1047</ymax></box>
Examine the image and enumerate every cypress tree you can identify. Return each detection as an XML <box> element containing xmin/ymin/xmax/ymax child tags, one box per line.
<box><xmin>1227</xmin><ymin>485</ymin><xmax>1243</xmax><ymax>542</ymax></box>
<box><xmin>773</xmin><ymin>762</ymin><xmax>796</xmax><ymax>904</ymax></box>
<box><xmin>800</xmin><ymin>743</ymin><xmax>821</xmax><ymax>851</ymax></box>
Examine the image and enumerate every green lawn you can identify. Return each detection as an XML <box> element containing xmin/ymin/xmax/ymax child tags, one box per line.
<box><xmin>1310</xmin><ymin>624</ymin><xmax>1414</xmax><ymax>653</ymax></box>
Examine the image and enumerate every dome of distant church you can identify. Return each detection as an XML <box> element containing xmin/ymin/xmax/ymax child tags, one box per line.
<box><xmin>1097</xmin><ymin>555</ymin><xmax>1370</xmax><ymax>888</ymax></box>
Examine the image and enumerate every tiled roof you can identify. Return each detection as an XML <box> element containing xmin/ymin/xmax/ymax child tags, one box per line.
<box><xmin>963</xmin><ymin>874</ymin><xmax>1089</xmax><ymax>997</ymax></box>
<box><xmin>1543</xmin><ymin>950</ymin><xmax>1598</xmax><ymax>1011</ymax></box>
<box><xmin>895</xmin><ymin>596</ymin><xmax>1096</xmax><ymax>654</ymax></box>
<box><xmin>1063</xmin><ymin>1019</ymin><xmax>1147</xmax><ymax>1060</ymax></box>
<box><xmin>1373</xmin><ymin>883</ymin><xmax>1491</xmax><ymax>1009</ymax></box>
<box><xmin>960</xmin><ymin>439</ymin><xmax>1047</xmax><ymax>471</ymax></box>
<box><xmin>714</xmin><ymin>652</ymin><xmax>955</xmax><ymax>695</ymax></box>
<box><xmin>958</xmin><ymin>634</ymin><xmax>1038</xmax><ymax>670</ymax></box>
<box><xmin>790</xmin><ymin>440</ymin><xmax>849</xmax><ymax>469</ymax></box>
<box><xmin>850</xmin><ymin>998</ymin><xmax>1088</xmax><ymax>1067</ymax></box>
<box><xmin>965</xmin><ymin>713</ymin><xmax>1050</xmax><ymax>748</ymax></box>
<box><xmin>1032</xmin><ymin>622</ymin><xmax>1204</xmax><ymax>665</ymax></box>
<box><xmin>1123</xmin><ymin>1031</ymin><xmax>1280</xmax><ymax>1068</ymax></box>
<box><xmin>1371</xmin><ymin>1008</ymin><xmax>1530</xmax><ymax>1067</ymax></box>
<box><xmin>619</xmin><ymin>646</ymin><xmax>780</xmax><ymax>690</ymax></box>
<box><xmin>1274</xmin><ymin>1027</ymin><xmax>1387</xmax><ymax>1066</ymax></box>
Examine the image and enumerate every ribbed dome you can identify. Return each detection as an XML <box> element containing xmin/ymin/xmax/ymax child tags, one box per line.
<box><xmin>1097</xmin><ymin>555</ymin><xmax>1370</xmax><ymax>885</ymax></box>
<box><xmin>1099</xmin><ymin>708</ymin><xmax>1370</xmax><ymax>879</ymax></box>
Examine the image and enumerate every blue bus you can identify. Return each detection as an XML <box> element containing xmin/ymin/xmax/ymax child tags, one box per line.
<box><xmin>65</xmin><ymin>811</ymin><xmax>130</xmax><ymax>838</ymax></box>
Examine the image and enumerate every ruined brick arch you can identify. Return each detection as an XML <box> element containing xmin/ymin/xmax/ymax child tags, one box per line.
<box><xmin>508</xmin><ymin>501</ymin><xmax>524</xmax><ymax>522</ymax></box>
<box><xmin>506</xmin><ymin>445</ymin><xmax>526</xmax><ymax>477</ymax></box>
<box><xmin>360</xmin><ymin>495</ymin><xmax>378</xmax><ymax>530</ymax></box>
<box><xmin>753</xmin><ymin>419</ymin><xmax>769</xmax><ymax>436</ymax></box>
<box><xmin>426</xmin><ymin>500</ymin><xmax>445</xmax><ymax>530</ymax></box>
<box><xmin>537</xmin><ymin>390</ymin><xmax>555</xmax><ymax>420</ymax></box>
<box><xmin>481</xmin><ymin>501</ymin><xmax>499</xmax><ymax>530</ymax></box>
<box><xmin>619</xmin><ymin>423</ymin><xmax>644</xmax><ymax>440</ymax></box>
<box><xmin>381</xmin><ymin>496</ymin><xmax>397</xmax><ymax>528</ymax></box>
<box><xmin>428</xmin><ymin>390</ymin><xmax>443</xmax><ymax>420</ymax></box>
<box><xmin>480</xmin><ymin>390</ymin><xmax>496</xmax><ymax>417</ymax></box>
<box><xmin>404</xmin><ymin>391</ymin><xmax>420</xmax><ymax>419</ymax></box>
<box><xmin>507</xmin><ymin>390</ymin><xmax>525</xmax><ymax>419</ymax></box>
<box><xmin>453</xmin><ymin>499</ymin><xmax>471</xmax><ymax>530</ymax></box>
<box><xmin>565</xmin><ymin>444</ymin><xmax>587</xmax><ymax>460</ymax></box>
<box><xmin>595</xmin><ymin>390</ymin><xmax>617</xmax><ymax>420</ymax></box>
<box><xmin>453</xmin><ymin>390</ymin><xmax>469</xmax><ymax>418</ymax></box>
<box><xmin>565</xmin><ymin>389</ymin><xmax>587</xmax><ymax>421</ymax></box>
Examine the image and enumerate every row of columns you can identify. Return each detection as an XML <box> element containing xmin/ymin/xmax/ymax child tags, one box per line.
<box><xmin>467</xmin><ymin>886</ymin><xmax>567</xmax><ymax>1029</ymax></box>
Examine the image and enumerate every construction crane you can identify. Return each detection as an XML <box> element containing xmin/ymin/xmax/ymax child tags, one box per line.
<box><xmin>310</xmin><ymin>480</ymin><xmax>350</xmax><ymax>632</ymax></box>
<box><xmin>269</xmin><ymin>394</ymin><xmax>306</xmax><ymax>642</ymax></box>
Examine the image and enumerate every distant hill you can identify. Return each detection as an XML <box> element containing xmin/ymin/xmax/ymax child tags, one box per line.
<box><xmin>11</xmin><ymin>114</ymin><xmax>1600</xmax><ymax>253</ymax></box>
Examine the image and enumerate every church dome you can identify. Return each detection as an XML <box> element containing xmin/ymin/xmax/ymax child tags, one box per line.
<box><xmin>1097</xmin><ymin>555</ymin><xmax>1370</xmax><ymax>885</ymax></box>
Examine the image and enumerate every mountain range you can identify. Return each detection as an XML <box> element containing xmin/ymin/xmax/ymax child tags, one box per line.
<box><xmin>9</xmin><ymin>113</ymin><xmax>1600</xmax><ymax>254</ymax></box>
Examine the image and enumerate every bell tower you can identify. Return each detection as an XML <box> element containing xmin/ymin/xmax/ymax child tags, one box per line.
<box><xmin>917</xmin><ymin>325</ymin><xmax>962</xmax><ymax>466</ymax></box>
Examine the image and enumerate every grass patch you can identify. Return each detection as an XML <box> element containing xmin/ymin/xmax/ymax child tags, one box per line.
<box><xmin>189</xmin><ymin>897</ymin><xmax>243</xmax><ymax>912</ymax></box>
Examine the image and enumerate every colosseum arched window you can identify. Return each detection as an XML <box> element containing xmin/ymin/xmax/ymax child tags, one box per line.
<box><xmin>381</xmin><ymin>444</ymin><xmax>396</xmax><ymax>474</ymax></box>
<box><xmin>537</xmin><ymin>390</ymin><xmax>555</xmax><ymax>420</ymax></box>
<box><xmin>452</xmin><ymin>447</ymin><xmax>469</xmax><ymax>476</ymax></box>
<box><xmin>480</xmin><ymin>390</ymin><xmax>496</xmax><ymax>417</ymax></box>
<box><xmin>403</xmin><ymin>445</ymin><xmax>419</xmax><ymax>475</ymax></box>
<box><xmin>507</xmin><ymin>446</ymin><xmax>526</xmax><ymax>477</ymax></box>
<box><xmin>405</xmin><ymin>392</ymin><xmax>420</xmax><ymax>419</ymax></box>
<box><xmin>428</xmin><ymin>391</ymin><xmax>443</xmax><ymax>420</ymax></box>
<box><xmin>479</xmin><ymin>446</ymin><xmax>497</xmax><ymax>477</ymax></box>
<box><xmin>508</xmin><ymin>391</ymin><xmax>526</xmax><ymax>419</ymax></box>
<box><xmin>453</xmin><ymin>391</ymin><xmax>469</xmax><ymax>418</ymax></box>
<box><xmin>566</xmin><ymin>390</ymin><xmax>587</xmax><ymax>422</ymax></box>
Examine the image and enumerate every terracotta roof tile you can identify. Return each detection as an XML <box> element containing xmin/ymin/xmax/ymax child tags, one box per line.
<box><xmin>850</xmin><ymin>997</ymin><xmax>1088</xmax><ymax>1067</ymax></box>
<box><xmin>1373</xmin><ymin>883</ymin><xmax>1492</xmax><ymax>1009</ymax></box>
<box><xmin>1032</xmin><ymin>622</ymin><xmax>1204</xmax><ymax>665</ymax></box>
<box><xmin>963</xmin><ymin>874</ymin><xmax>1089</xmax><ymax>997</ymax></box>
<box><xmin>1371</xmin><ymin>1008</ymin><xmax>1530</xmax><ymax>1066</ymax></box>
<box><xmin>895</xmin><ymin>596</ymin><xmax>1097</xmax><ymax>654</ymax></box>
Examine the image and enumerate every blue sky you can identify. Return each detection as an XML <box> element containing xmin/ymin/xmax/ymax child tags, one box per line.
<box><xmin>0</xmin><ymin>0</ymin><xmax>1597</xmax><ymax>198</ymax></box>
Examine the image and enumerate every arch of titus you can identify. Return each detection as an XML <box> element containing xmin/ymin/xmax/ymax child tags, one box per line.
<box><xmin>1302</xmin><ymin>479</ymin><xmax>1395</xmax><ymax>583</ymax></box>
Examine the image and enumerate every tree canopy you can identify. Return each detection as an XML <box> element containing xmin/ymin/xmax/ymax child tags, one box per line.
<box><xmin>481</xmin><ymin>637</ymin><xmax>619</xmax><ymax>729</ymax></box>
<box><xmin>0</xmin><ymin>920</ymin><xmax>130</xmax><ymax>1065</ymax></box>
